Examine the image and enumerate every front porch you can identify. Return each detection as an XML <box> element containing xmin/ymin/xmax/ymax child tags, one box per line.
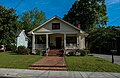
<box><xmin>32</xmin><ymin>33</ymin><xmax>84</xmax><ymax>51</ymax></box>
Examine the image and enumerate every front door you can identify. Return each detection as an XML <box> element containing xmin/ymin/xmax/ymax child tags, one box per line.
<box><xmin>56</xmin><ymin>37</ymin><xmax>62</xmax><ymax>49</ymax></box>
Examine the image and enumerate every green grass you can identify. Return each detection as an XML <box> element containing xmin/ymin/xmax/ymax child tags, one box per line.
<box><xmin>1</xmin><ymin>52</ymin><xmax>120</xmax><ymax>72</ymax></box>
<box><xmin>65</xmin><ymin>56</ymin><xmax>120</xmax><ymax>72</ymax></box>
<box><xmin>0</xmin><ymin>52</ymin><xmax>43</xmax><ymax>69</ymax></box>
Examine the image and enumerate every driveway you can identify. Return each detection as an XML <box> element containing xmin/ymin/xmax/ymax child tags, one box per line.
<box><xmin>93</xmin><ymin>54</ymin><xmax>120</xmax><ymax>65</ymax></box>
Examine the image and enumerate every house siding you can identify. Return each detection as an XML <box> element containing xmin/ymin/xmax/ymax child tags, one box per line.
<box><xmin>17</xmin><ymin>30</ymin><xmax>28</xmax><ymax>48</ymax></box>
<box><xmin>35</xmin><ymin>19</ymin><xmax>80</xmax><ymax>34</ymax></box>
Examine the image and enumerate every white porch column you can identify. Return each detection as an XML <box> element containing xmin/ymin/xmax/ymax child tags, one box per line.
<box><xmin>78</xmin><ymin>35</ymin><xmax>81</xmax><ymax>49</ymax></box>
<box><xmin>77</xmin><ymin>35</ymin><xmax>79</xmax><ymax>47</ymax></box>
<box><xmin>64</xmin><ymin>34</ymin><xmax>66</xmax><ymax>49</ymax></box>
<box><xmin>46</xmin><ymin>34</ymin><xmax>49</xmax><ymax>49</ymax></box>
<box><xmin>32</xmin><ymin>34</ymin><xmax>35</xmax><ymax>50</ymax></box>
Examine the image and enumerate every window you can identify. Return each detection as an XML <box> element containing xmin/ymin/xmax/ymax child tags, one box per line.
<box><xmin>66</xmin><ymin>36</ymin><xmax>77</xmax><ymax>43</ymax></box>
<box><xmin>52</xmin><ymin>23</ymin><xmax>60</xmax><ymax>30</ymax></box>
<box><xmin>36</xmin><ymin>36</ymin><xmax>46</xmax><ymax>44</ymax></box>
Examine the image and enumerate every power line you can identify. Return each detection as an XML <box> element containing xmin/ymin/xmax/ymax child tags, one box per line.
<box><xmin>109</xmin><ymin>17</ymin><xmax>120</xmax><ymax>25</ymax></box>
<box><xmin>15</xmin><ymin>0</ymin><xmax>23</xmax><ymax>9</ymax></box>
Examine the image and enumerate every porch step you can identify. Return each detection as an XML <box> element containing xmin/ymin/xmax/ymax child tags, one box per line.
<box><xmin>29</xmin><ymin>67</ymin><xmax>67</xmax><ymax>71</ymax></box>
<box><xmin>31</xmin><ymin>64</ymin><xmax>66</xmax><ymax>67</ymax></box>
<box><xmin>29</xmin><ymin>56</ymin><xmax>67</xmax><ymax>71</ymax></box>
<box><xmin>48</xmin><ymin>50</ymin><xmax>61</xmax><ymax>56</ymax></box>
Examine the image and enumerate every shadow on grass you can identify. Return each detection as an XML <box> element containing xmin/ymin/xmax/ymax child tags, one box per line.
<box><xmin>6</xmin><ymin>51</ymin><xmax>18</xmax><ymax>55</ymax></box>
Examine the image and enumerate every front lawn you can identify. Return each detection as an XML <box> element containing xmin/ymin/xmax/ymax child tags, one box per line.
<box><xmin>65</xmin><ymin>56</ymin><xmax>120</xmax><ymax>72</ymax></box>
<box><xmin>0</xmin><ymin>52</ymin><xmax>42</xmax><ymax>69</ymax></box>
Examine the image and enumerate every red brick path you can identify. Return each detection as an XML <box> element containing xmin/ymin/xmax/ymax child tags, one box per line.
<box><xmin>48</xmin><ymin>50</ymin><xmax>64</xmax><ymax>56</ymax></box>
<box><xmin>29</xmin><ymin>56</ymin><xmax>67</xmax><ymax>70</ymax></box>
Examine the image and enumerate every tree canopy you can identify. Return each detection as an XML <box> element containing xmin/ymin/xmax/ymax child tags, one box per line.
<box><xmin>0</xmin><ymin>5</ymin><xmax>20</xmax><ymax>45</ymax></box>
<box><xmin>87</xmin><ymin>26</ymin><xmax>120</xmax><ymax>53</ymax></box>
<box><xmin>63</xmin><ymin>0</ymin><xmax>120</xmax><ymax>54</ymax></box>
<box><xmin>63</xmin><ymin>0</ymin><xmax>108</xmax><ymax>31</ymax></box>
<box><xmin>20</xmin><ymin>8</ymin><xmax>47</xmax><ymax>33</ymax></box>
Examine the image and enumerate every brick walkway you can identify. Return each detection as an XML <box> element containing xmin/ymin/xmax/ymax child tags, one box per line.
<box><xmin>30</xmin><ymin>56</ymin><xmax>67</xmax><ymax>70</ymax></box>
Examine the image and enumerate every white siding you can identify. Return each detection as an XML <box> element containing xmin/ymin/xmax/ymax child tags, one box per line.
<box><xmin>17</xmin><ymin>30</ymin><xmax>28</xmax><ymax>48</ymax></box>
<box><xmin>35</xmin><ymin>19</ymin><xmax>80</xmax><ymax>34</ymax></box>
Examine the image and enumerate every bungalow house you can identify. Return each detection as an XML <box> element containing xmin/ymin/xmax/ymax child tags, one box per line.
<box><xmin>28</xmin><ymin>16</ymin><xmax>88</xmax><ymax>52</ymax></box>
<box><xmin>17</xmin><ymin>30</ymin><xmax>28</xmax><ymax>48</ymax></box>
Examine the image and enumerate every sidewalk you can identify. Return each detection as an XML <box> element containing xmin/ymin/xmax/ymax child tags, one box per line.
<box><xmin>0</xmin><ymin>68</ymin><xmax>120</xmax><ymax>78</ymax></box>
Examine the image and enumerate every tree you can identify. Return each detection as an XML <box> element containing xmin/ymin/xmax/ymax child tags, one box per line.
<box><xmin>87</xmin><ymin>27</ymin><xmax>119</xmax><ymax>53</ymax></box>
<box><xmin>20</xmin><ymin>8</ymin><xmax>46</xmax><ymax>33</ymax></box>
<box><xmin>63</xmin><ymin>0</ymin><xmax>108</xmax><ymax>31</ymax></box>
<box><xmin>0</xmin><ymin>5</ymin><xmax>20</xmax><ymax>45</ymax></box>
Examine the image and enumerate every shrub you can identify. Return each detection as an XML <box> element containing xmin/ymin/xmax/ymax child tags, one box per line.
<box><xmin>36</xmin><ymin>49</ymin><xmax>42</xmax><ymax>55</ymax></box>
<box><xmin>26</xmin><ymin>48</ymin><xmax>30</xmax><ymax>54</ymax></box>
<box><xmin>76</xmin><ymin>49</ymin><xmax>81</xmax><ymax>56</ymax></box>
<box><xmin>6</xmin><ymin>44</ymin><xmax>17</xmax><ymax>52</ymax></box>
<box><xmin>68</xmin><ymin>52</ymin><xmax>75</xmax><ymax>56</ymax></box>
<box><xmin>67</xmin><ymin>49</ymin><xmax>76</xmax><ymax>56</ymax></box>
<box><xmin>80</xmin><ymin>48</ymin><xmax>90</xmax><ymax>56</ymax></box>
<box><xmin>42</xmin><ymin>50</ymin><xmax>46</xmax><ymax>56</ymax></box>
<box><xmin>17</xmin><ymin>46</ymin><xmax>30</xmax><ymax>55</ymax></box>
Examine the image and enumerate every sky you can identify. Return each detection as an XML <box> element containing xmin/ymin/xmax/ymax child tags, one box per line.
<box><xmin>0</xmin><ymin>0</ymin><xmax>120</xmax><ymax>26</ymax></box>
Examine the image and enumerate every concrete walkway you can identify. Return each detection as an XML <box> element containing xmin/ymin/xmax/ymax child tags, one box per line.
<box><xmin>93</xmin><ymin>54</ymin><xmax>120</xmax><ymax>65</ymax></box>
<box><xmin>0</xmin><ymin>68</ymin><xmax>120</xmax><ymax>78</ymax></box>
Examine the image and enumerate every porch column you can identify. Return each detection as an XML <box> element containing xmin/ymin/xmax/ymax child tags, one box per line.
<box><xmin>46</xmin><ymin>34</ymin><xmax>49</xmax><ymax>49</ymax></box>
<box><xmin>78</xmin><ymin>35</ymin><xmax>81</xmax><ymax>49</ymax></box>
<box><xmin>77</xmin><ymin>35</ymin><xmax>79</xmax><ymax>47</ymax></box>
<box><xmin>32</xmin><ymin>34</ymin><xmax>35</xmax><ymax>50</ymax></box>
<box><xmin>64</xmin><ymin>34</ymin><xmax>66</xmax><ymax>49</ymax></box>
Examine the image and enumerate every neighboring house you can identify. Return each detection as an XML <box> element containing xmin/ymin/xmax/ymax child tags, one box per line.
<box><xmin>17</xmin><ymin>30</ymin><xmax>28</xmax><ymax>48</ymax></box>
<box><xmin>28</xmin><ymin>16</ymin><xmax>88</xmax><ymax>51</ymax></box>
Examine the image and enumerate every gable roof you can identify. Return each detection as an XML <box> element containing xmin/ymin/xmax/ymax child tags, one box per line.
<box><xmin>18</xmin><ymin>30</ymin><xmax>28</xmax><ymax>39</ymax></box>
<box><xmin>28</xmin><ymin>16</ymin><xmax>85</xmax><ymax>34</ymax></box>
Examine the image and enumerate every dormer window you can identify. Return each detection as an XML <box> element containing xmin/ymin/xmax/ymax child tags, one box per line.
<box><xmin>52</xmin><ymin>23</ymin><xmax>60</xmax><ymax>30</ymax></box>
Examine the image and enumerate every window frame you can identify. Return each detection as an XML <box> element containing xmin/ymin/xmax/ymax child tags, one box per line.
<box><xmin>52</xmin><ymin>23</ymin><xmax>60</xmax><ymax>30</ymax></box>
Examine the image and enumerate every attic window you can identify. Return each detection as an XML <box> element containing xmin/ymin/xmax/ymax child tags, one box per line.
<box><xmin>52</xmin><ymin>23</ymin><xmax>60</xmax><ymax>30</ymax></box>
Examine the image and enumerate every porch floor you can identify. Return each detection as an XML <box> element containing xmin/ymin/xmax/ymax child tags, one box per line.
<box><xmin>29</xmin><ymin>56</ymin><xmax>67</xmax><ymax>70</ymax></box>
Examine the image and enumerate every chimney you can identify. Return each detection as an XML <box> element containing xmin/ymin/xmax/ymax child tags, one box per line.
<box><xmin>76</xmin><ymin>24</ymin><xmax>80</xmax><ymax>29</ymax></box>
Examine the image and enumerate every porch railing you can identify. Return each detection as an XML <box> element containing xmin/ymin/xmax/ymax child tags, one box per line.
<box><xmin>66</xmin><ymin>43</ymin><xmax>78</xmax><ymax>49</ymax></box>
<box><xmin>35</xmin><ymin>44</ymin><xmax>46</xmax><ymax>49</ymax></box>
